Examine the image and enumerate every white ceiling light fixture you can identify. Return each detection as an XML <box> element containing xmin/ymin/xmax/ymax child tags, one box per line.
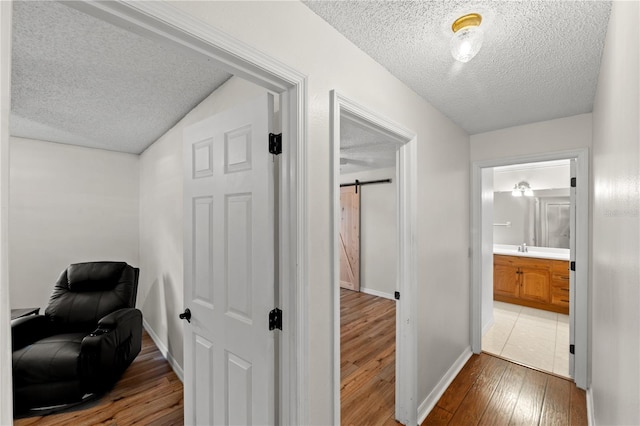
<box><xmin>511</xmin><ymin>181</ymin><xmax>534</xmax><ymax>197</ymax></box>
<box><xmin>450</xmin><ymin>13</ymin><xmax>484</xmax><ymax>63</ymax></box>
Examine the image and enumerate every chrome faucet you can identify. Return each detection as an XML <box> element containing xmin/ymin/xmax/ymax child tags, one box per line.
<box><xmin>517</xmin><ymin>243</ymin><xmax>528</xmax><ymax>252</ymax></box>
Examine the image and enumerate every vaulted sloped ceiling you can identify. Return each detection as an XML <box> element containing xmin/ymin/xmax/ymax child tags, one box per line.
<box><xmin>303</xmin><ymin>1</ymin><xmax>612</xmax><ymax>135</ymax></box>
<box><xmin>10</xmin><ymin>1</ymin><xmax>232</xmax><ymax>154</ymax></box>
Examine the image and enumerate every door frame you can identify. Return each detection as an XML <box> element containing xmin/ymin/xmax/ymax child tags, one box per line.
<box><xmin>0</xmin><ymin>2</ymin><xmax>13</xmax><ymax>423</ymax></box>
<box><xmin>470</xmin><ymin>148</ymin><xmax>589</xmax><ymax>389</ymax></box>
<box><xmin>0</xmin><ymin>1</ymin><xmax>308</xmax><ymax>423</ymax></box>
<box><xmin>330</xmin><ymin>91</ymin><xmax>418</xmax><ymax>425</ymax></box>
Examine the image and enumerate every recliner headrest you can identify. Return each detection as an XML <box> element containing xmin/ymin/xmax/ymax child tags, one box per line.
<box><xmin>67</xmin><ymin>262</ymin><xmax>127</xmax><ymax>292</ymax></box>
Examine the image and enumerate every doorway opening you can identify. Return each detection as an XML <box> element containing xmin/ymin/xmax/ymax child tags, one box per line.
<box><xmin>0</xmin><ymin>1</ymin><xmax>307</xmax><ymax>423</ymax></box>
<box><xmin>482</xmin><ymin>160</ymin><xmax>572</xmax><ymax>378</ymax></box>
<box><xmin>331</xmin><ymin>91</ymin><xmax>418</xmax><ymax>426</ymax></box>
<box><xmin>471</xmin><ymin>149</ymin><xmax>589</xmax><ymax>390</ymax></box>
<box><xmin>340</xmin><ymin>147</ymin><xmax>398</xmax><ymax>424</ymax></box>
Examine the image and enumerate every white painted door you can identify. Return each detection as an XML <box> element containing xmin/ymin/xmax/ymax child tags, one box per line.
<box><xmin>183</xmin><ymin>94</ymin><xmax>275</xmax><ymax>425</ymax></box>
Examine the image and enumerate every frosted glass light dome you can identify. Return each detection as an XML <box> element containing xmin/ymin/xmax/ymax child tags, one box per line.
<box><xmin>450</xmin><ymin>13</ymin><xmax>484</xmax><ymax>63</ymax></box>
<box><xmin>450</xmin><ymin>26</ymin><xmax>484</xmax><ymax>63</ymax></box>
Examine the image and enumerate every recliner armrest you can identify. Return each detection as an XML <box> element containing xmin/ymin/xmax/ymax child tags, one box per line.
<box><xmin>80</xmin><ymin>308</ymin><xmax>142</xmax><ymax>391</ymax></box>
<box><xmin>96</xmin><ymin>308</ymin><xmax>141</xmax><ymax>331</ymax></box>
<box><xmin>11</xmin><ymin>315</ymin><xmax>50</xmax><ymax>351</ymax></box>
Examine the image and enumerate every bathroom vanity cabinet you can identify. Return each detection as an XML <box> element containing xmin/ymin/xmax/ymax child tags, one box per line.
<box><xmin>494</xmin><ymin>254</ymin><xmax>570</xmax><ymax>314</ymax></box>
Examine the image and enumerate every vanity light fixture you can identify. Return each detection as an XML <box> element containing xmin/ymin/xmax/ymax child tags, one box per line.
<box><xmin>450</xmin><ymin>13</ymin><xmax>484</xmax><ymax>63</ymax></box>
<box><xmin>512</xmin><ymin>181</ymin><xmax>534</xmax><ymax>197</ymax></box>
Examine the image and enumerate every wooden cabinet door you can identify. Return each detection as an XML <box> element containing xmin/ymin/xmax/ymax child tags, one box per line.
<box><xmin>339</xmin><ymin>186</ymin><xmax>360</xmax><ymax>291</ymax></box>
<box><xmin>494</xmin><ymin>263</ymin><xmax>519</xmax><ymax>298</ymax></box>
<box><xmin>520</xmin><ymin>266</ymin><xmax>550</xmax><ymax>303</ymax></box>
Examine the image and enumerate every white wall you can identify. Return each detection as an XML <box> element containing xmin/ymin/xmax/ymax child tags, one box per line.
<box><xmin>590</xmin><ymin>1</ymin><xmax>640</xmax><ymax>424</ymax></box>
<box><xmin>340</xmin><ymin>167</ymin><xmax>396</xmax><ymax>298</ymax></box>
<box><xmin>138</xmin><ymin>76</ymin><xmax>268</xmax><ymax>371</ymax></box>
<box><xmin>471</xmin><ymin>113</ymin><xmax>592</xmax><ymax>162</ymax></box>
<box><xmin>9</xmin><ymin>137</ymin><xmax>139</xmax><ymax>310</ymax></box>
<box><xmin>158</xmin><ymin>2</ymin><xmax>471</xmax><ymax>423</ymax></box>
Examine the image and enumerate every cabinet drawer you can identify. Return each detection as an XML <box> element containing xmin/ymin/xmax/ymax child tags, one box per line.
<box><xmin>517</xmin><ymin>256</ymin><xmax>551</xmax><ymax>269</ymax></box>
<box><xmin>551</xmin><ymin>288</ymin><xmax>570</xmax><ymax>308</ymax></box>
<box><xmin>494</xmin><ymin>254</ymin><xmax>518</xmax><ymax>266</ymax></box>
<box><xmin>551</xmin><ymin>273</ymin><xmax>570</xmax><ymax>288</ymax></box>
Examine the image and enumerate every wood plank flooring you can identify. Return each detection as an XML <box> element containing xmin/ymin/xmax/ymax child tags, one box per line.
<box><xmin>13</xmin><ymin>299</ymin><xmax>587</xmax><ymax>426</ymax></box>
<box><xmin>422</xmin><ymin>352</ymin><xmax>587</xmax><ymax>426</ymax></box>
<box><xmin>14</xmin><ymin>330</ymin><xmax>184</xmax><ymax>426</ymax></box>
<box><xmin>341</xmin><ymin>288</ymin><xmax>399</xmax><ymax>426</ymax></box>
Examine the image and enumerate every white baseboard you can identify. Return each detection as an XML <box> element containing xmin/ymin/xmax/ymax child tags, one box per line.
<box><xmin>586</xmin><ymin>387</ymin><xmax>595</xmax><ymax>425</ymax></box>
<box><xmin>418</xmin><ymin>347</ymin><xmax>473</xmax><ymax>424</ymax></box>
<box><xmin>143</xmin><ymin>319</ymin><xmax>184</xmax><ymax>383</ymax></box>
<box><xmin>360</xmin><ymin>287</ymin><xmax>395</xmax><ymax>300</ymax></box>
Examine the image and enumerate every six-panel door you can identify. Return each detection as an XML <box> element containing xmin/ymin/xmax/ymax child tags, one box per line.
<box><xmin>183</xmin><ymin>94</ymin><xmax>275</xmax><ymax>425</ymax></box>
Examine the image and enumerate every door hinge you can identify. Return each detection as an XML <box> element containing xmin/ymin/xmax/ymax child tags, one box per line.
<box><xmin>571</xmin><ymin>177</ymin><xmax>577</xmax><ymax>187</ymax></box>
<box><xmin>570</xmin><ymin>344</ymin><xmax>575</xmax><ymax>354</ymax></box>
<box><xmin>394</xmin><ymin>291</ymin><xmax>400</xmax><ymax>300</ymax></box>
<box><xmin>269</xmin><ymin>133</ymin><xmax>282</xmax><ymax>155</ymax></box>
<box><xmin>269</xmin><ymin>308</ymin><xmax>282</xmax><ymax>330</ymax></box>
<box><xmin>570</xmin><ymin>261</ymin><xmax>576</xmax><ymax>271</ymax></box>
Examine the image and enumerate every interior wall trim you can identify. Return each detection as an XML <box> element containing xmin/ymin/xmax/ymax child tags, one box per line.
<box><xmin>359</xmin><ymin>287</ymin><xmax>395</xmax><ymax>301</ymax></box>
<box><xmin>417</xmin><ymin>347</ymin><xmax>473</xmax><ymax>424</ymax></box>
<box><xmin>0</xmin><ymin>1</ymin><xmax>13</xmax><ymax>423</ymax></box>
<box><xmin>586</xmin><ymin>387</ymin><xmax>595</xmax><ymax>425</ymax></box>
<box><xmin>142</xmin><ymin>319</ymin><xmax>184</xmax><ymax>383</ymax></box>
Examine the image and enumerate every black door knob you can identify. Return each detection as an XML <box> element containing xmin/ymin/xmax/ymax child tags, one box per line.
<box><xmin>179</xmin><ymin>308</ymin><xmax>191</xmax><ymax>323</ymax></box>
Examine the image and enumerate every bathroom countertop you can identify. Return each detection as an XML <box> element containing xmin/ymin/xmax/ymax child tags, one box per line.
<box><xmin>493</xmin><ymin>244</ymin><xmax>570</xmax><ymax>261</ymax></box>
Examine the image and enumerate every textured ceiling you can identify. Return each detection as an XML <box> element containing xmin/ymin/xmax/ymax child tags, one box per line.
<box><xmin>303</xmin><ymin>1</ymin><xmax>612</xmax><ymax>135</ymax></box>
<box><xmin>11</xmin><ymin>1</ymin><xmax>232</xmax><ymax>154</ymax></box>
<box><xmin>340</xmin><ymin>115</ymin><xmax>398</xmax><ymax>174</ymax></box>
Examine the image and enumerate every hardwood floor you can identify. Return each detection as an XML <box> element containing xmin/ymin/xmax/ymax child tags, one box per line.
<box><xmin>14</xmin><ymin>330</ymin><xmax>184</xmax><ymax>426</ymax></box>
<box><xmin>14</xmin><ymin>302</ymin><xmax>586</xmax><ymax>426</ymax></box>
<box><xmin>341</xmin><ymin>288</ymin><xmax>399</xmax><ymax>426</ymax></box>
<box><xmin>422</xmin><ymin>352</ymin><xmax>587</xmax><ymax>426</ymax></box>
<box><xmin>340</xmin><ymin>289</ymin><xmax>586</xmax><ymax>426</ymax></box>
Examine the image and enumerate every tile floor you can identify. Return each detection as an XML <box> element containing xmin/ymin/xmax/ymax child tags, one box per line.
<box><xmin>482</xmin><ymin>301</ymin><xmax>570</xmax><ymax>378</ymax></box>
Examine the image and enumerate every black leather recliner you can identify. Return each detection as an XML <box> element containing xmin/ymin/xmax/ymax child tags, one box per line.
<box><xmin>11</xmin><ymin>261</ymin><xmax>142</xmax><ymax>413</ymax></box>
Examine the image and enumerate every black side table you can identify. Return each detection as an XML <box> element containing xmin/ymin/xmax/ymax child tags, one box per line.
<box><xmin>10</xmin><ymin>307</ymin><xmax>40</xmax><ymax>320</ymax></box>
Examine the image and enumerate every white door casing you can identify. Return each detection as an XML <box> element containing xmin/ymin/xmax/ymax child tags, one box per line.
<box><xmin>569</xmin><ymin>158</ymin><xmax>577</xmax><ymax>378</ymax></box>
<box><xmin>183</xmin><ymin>94</ymin><xmax>275</xmax><ymax>425</ymax></box>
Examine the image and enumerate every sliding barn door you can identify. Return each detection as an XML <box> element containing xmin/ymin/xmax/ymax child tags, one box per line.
<box><xmin>183</xmin><ymin>94</ymin><xmax>275</xmax><ymax>425</ymax></box>
<box><xmin>340</xmin><ymin>186</ymin><xmax>360</xmax><ymax>291</ymax></box>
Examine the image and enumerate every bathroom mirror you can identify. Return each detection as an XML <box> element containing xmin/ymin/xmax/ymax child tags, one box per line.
<box><xmin>493</xmin><ymin>188</ymin><xmax>570</xmax><ymax>248</ymax></box>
